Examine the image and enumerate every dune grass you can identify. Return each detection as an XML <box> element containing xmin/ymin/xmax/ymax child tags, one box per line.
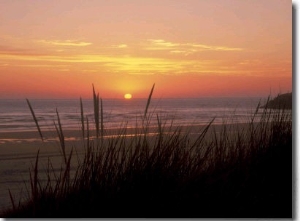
<box><xmin>1</xmin><ymin>86</ymin><xmax>292</xmax><ymax>218</ymax></box>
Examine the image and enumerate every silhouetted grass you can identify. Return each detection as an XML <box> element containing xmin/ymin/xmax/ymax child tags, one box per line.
<box><xmin>2</xmin><ymin>87</ymin><xmax>292</xmax><ymax>218</ymax></box>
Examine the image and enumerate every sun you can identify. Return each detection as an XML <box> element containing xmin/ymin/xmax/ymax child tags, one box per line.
<box><xmin>124</xmin><ymin>93</ymin><xmax>132</xmax><ymax>99</ymax></box>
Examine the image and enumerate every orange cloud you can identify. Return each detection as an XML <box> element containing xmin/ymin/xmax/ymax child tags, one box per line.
<box><xmin>37</xmin><ymin>39</ymin><xmax>92</xmax><ymax>47</ymax></box>
<box><xmin>114</xmin><ymin>44</ymin><xmax>128</xmax><ymax>48</ymax></box>
<box><xmin>145</xmin><ymin>39</ymin><xmax>244</xmax><ymax>54</ymax></box>
<box><xmin>189</xmin><ymin>43</ymin><xmax>243</xmax><ymax>51</ymax></box>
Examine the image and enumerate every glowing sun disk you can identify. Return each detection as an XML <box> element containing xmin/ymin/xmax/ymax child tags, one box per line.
<box><xmin>124</xmin><ymin>93</ymin><xmax>132</xmax><ymax>99</ymax></box>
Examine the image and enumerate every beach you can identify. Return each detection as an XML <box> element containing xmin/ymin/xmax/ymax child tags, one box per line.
<box><xmin>0</xmin><ymin>121</ymin><xmax>261</xmax><ymax>211</ymax></box>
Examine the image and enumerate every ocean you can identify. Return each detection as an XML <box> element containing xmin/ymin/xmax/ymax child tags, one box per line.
<box><xmin>0</xmin><ymin>97</ymin><xmax>267</xmax><ymax>134</ymax></box>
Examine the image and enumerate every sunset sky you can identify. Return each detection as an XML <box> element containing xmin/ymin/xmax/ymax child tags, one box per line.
<box><xmin>0</xmin><ymin>0</ymin><xmax>292</xmax><ymax>99</ymax></box>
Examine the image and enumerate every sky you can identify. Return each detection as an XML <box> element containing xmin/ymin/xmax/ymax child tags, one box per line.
<box><xmin>0</xmin><ymin>0</ymin><xmax>292</xmax><ymax>99</ymax></box>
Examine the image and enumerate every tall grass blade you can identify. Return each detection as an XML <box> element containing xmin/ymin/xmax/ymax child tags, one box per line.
<box><xmin>55</xmin><ymin>109</ymin><xmax>66</xmax><ymax>164</ymax></box>
<box><xmin>29</xmin><ymin>149</ymin><xmax>39</xmax><ymax>215</ymax></box>
<box><xmin>100</xmin><ymin>98</ymin><xmax>104</xmax><ymax>142</ymax></box>
<box><xmin>33</xmin><ymin>150</ymin><xmax>39</xmax><ymax>201</ymax></box>
<box><xmin>80</xmin><ymin>97</ymin><xmax>85</xmax><ymax>140</ymax></box>
<box><xmin>86</xmin><ymin>116</ymin><xmax>90</xmax><ymax>149</ymax></box>
<box><xmin>251</xmin><ymin>99</ymin><xmax>261</xmax><ymax>123</ymax></box>
<box><xmin>144</xmin><ymin>83</ymin><xmax>155</xmax><ymax>119</ymax></box>
<box><xmin>26</xmin><ymin>99</ymin><xmax>43</xmax><ymax>141</ymax></box>
<box><xmin>61</xmin><ymin>148</ymin><xmax>73</xmax><ymax>193</ymax></box>
<box><xmin>8</xmin><ymin>189</ymin><xmax>16</xmax><ymax>211</ymax></box>
<box><xmin>93</xmin><ymin>84</ymin><xmax>100</xmax><ymax>139</ymax></box>
<box><xmin>190</xmin><ymin>118</ymin><xmax>215</xmax><ymax>150</ymax></box>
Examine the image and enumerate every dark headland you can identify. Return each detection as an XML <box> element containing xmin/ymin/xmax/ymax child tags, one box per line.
<box><xmin>262</xmin><ymin>92</ymin><xmax>292</xmax><ymax>109</ymax></box>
